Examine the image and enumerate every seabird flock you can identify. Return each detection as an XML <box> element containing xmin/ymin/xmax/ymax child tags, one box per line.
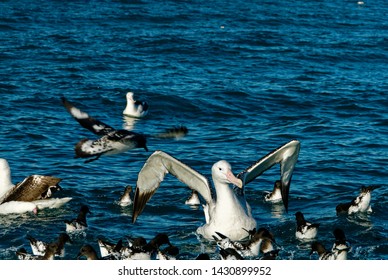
<box><xmin>0</xmin><ymin>93</ymin><xmax>378</xmax><ymax>260</ymax></box>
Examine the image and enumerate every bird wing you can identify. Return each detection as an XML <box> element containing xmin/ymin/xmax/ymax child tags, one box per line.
<box><xmin>149</xmin><ymin>126</ymin><xmax>189</xmax><ymax>139</ymax></box>
<box><xmin>61</xmin><ymin>97</ymin><xmax>116</xmax><ymax>136</ymax></box>
<box><xmin>132</xmin><ymin>150</ymin><xmax>213</xmax><ymax>223</ymax></box>
<box><xmin>237</xmin><ymin>140</ymin><xmax>300</xmax><ymax>212</ymax></box>
<box><xmin>0</xmin><ymin>175</ymin><xmax>62</xmax><ymax>204</ymax></box>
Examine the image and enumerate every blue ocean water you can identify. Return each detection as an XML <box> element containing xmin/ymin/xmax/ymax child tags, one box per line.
<box><xmin>0</xmin><ymin>0</ymin><xmax>387</xmax><ymax>260</ymax></box>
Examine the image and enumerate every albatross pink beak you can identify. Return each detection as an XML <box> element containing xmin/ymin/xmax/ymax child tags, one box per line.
<box><xmin>226</xmin><ymin>170</ymin><xmax>243</xmax><ymax>189</ymax></box>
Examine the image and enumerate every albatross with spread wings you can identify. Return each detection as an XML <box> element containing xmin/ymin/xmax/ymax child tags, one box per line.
<box><xmin>132</xmin><ymin>140</ymin><xmax>300</xmax><ymax>241</ymax></box>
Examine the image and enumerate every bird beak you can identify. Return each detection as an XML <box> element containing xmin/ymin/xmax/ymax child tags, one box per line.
<box><xmin>144</xmin><ymin>145</ymin><xmax>149</xmax><ymax>152</ymax></box>
<box><xmin>226</xmin><ymin>170</ymin><xmax>243</xmax><ymax>188</ymax></box>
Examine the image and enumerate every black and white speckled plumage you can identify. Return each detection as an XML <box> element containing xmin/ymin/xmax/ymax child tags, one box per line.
<box><xmin>0</xmin><ymin>158</ymin><xmax>71</xmax><ymax>214</ymax></box>
<box><xmin>61</xmin><ymin>97</ymin><xmax>187</xmax><ymax>163</ymax></box>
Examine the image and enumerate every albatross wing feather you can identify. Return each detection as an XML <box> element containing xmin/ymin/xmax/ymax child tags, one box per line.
<box><xmin>237</xmin><ymin>140</ymin><xmax>300</xmax><ymax>212</ymax></box>
<box><xmin>132</xmin><ymin>150</ymin><xmax>213</xmax><ymax>223</ymax></box>
<box><xmin>0</xmin><ymin>175</ymin><xmax>62</xmax><ymax>203</ymax></box>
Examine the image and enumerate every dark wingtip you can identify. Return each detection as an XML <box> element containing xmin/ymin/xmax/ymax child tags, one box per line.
<box><xmin>132</xmin><ymin>187</ymin><xmax>140</xmax><ymax>223</ymax></box>
<box><xmin>281</xmin><ymin>182</ymin><xmax>290</xmax><ymax>213</ymax></box>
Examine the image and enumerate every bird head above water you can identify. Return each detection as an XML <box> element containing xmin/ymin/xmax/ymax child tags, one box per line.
<box><xmin>211</xmin><ymin>160</ymin><xmax>242</xmax><ymax>189</ymax></box>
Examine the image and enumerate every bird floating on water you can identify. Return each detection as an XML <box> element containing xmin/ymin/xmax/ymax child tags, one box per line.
<box><xmin>64</xmin><ymin>205</ymin><xmax>91</xmax><ymax>233</ymax></box>
<box><xmin>310</xmin><ymin>241</ymin><xmax>337</xmax><ymax>260</ymax></box>
<box><xmin>16</xmin><ymin>243</ymin><xmax>59</xmax><ymax>260</ymax></box>
<box><xmin>77</xmin><ymin>244</ymin><xmax>122</xmax><ymax>260</ymax></box>
<box><xmin>61</xmin><ymin>97</ymin><xmax>188</xmax><ymax>163</ymax></box>
<box><xmin>310</xmin><ymin>239</ymin><xmax>350</xmax><ymax>260</ymax></box>
<box><xmin>331</xmin><ymin>228</ymin><xmax>351</xmax><ymax>260</ymax></box>
<box><xmin>295</xmin><ymin>211</ymin><xmax>320</xmax><ymax>240</ymax></box>
<box><xmin>27</xmin><ymin>232</ymin><xmax>72</xmax><ymax>257</ymax></box>
<box><xmin>118</xmin><ymin>185</ymin><xmax>133</xmax><ymax>207</ymax></box>
<box><xmin>336</xmin><ymin>186</ymin><xmax>374</xmax><ymax>215</ymax></box>
<box><xmin>185</xmin><ymin>190</ymin><xmax>201</xmax><ymax>206</ymax></box>
<box><xmin>123</xmin><ymin>92</ymin><xmax>149</xmax><ymax>118</ymax></box>
<box><xmin>0</xmin><ymin>158</ymin><xmax>72</xmax><ymax>214</ymax></box>
<box><xmin>132</xmin><ymin>140</ymin><xmax>300</xmax><ymax>241</ymax></box>
<box><xmin>98</xmin><ymin>233</ymin><xmax>174</xmax><ymax>260</ymax></box>
<box><xmin>264</xmin><ymin>180</ymin><xmax>283</xmax><ymax>203</ymax></box>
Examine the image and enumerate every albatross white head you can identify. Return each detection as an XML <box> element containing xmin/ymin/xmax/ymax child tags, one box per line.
<box><xmin>211</xmin><ymin>160</ymin><xmax>242</xmax><ymax>189</ymax></box>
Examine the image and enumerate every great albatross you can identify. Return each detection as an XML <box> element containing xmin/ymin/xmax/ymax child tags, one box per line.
<box><xmin>0</xmin><ymin>158</ymin><xmax>72</xmax><ymax>214</ymax></box>
<box><xmin>132</xmin><ymin>140</ymin><xmax>300</xmax><ymax>241</ymax></box>
<box><xmin>123</xmin><ymin>92</ymin><xmax>149</xmax><ymax>118</ymax></box>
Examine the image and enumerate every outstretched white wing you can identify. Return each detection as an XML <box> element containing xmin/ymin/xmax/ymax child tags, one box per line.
<box><xmin>132</xmin><ymin>151</ymin><xmax>213</xmax><ymax>223</ymax></box>
<box><xmin>237</xmin><ymin>140</ymin><xmax>300</xmax><ymax>212</ymax></box>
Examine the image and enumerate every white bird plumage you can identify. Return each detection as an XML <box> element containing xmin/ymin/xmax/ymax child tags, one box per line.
<box><xmin>123</xmin><ymin>92</ymin><xmax>149</xmax><ymax>118</ymax></box>
<box><xmin>132</xmin><ymin>140</ymin><xmax>300</xmax><ymax>241</ymax></box>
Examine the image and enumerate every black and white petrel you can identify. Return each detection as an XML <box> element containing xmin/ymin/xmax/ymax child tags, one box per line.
<box><xmin>264</xmin><ymin>180</ymin><xmax>283</xmax><ymax>203</ymax></box>
<box><xmin>310</xmin><ymin>241</ymin><xmax>337</xmax><ymax>260</ymax></box>
<box><xmin>336</xmin><ymin>186</ymin><xmax>374</xmax><ymax>215</ymax></box>
<box><xmin>295</xmin><ymin>211</ymin><xmax>320</xmax><ymax>240</ymax></box>
<box><xmin>61</xmin><ymin>97</ymin><xmax>188</xmax><ymax>163</ymax></box>
<box><xmin>331</xmin><ymin>228</ymin><xmax>351</xmax><ymax>260</ymax></box>
<box><xmin>16</xmin><ymin>243</ymin><xmax>59</xmax><ymax>260</ymax></box>
<box><xmin>27</xmin><ymin>232</ymin><xmax>72</xmax><ymax>257</ymax></box>
<box><xmin>64</xmin><ymin>204</ymin><xmax>91</xmax><ymax>233</ymax></box>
